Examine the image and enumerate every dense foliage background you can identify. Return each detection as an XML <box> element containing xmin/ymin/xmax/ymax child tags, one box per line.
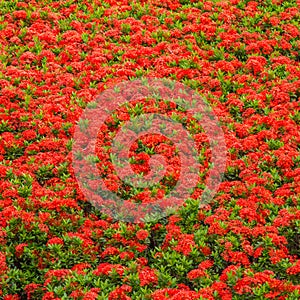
<box><xmin>0</xmin><ymin>0</ymin><xmax>300</xmax><ymax>299</ymax></box>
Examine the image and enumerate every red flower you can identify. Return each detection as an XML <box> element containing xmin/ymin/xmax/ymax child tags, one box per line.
<box><xmin>93</xmin><ymin>263</ymin><xmax>124</xmax><ymax>276</ymax></box>
<box><xmin>15</xmin><ymin>243</ymin><xmax>27</xmax><ymax>258</ymax></box>
<box><xmin>245</xmin><ymin>56</ymin><xmax>267</xmax><ymax>75</ymax></box>
<box><xmin>174</xmin><ymin>234</ymin><xmax>196</xmax><ymax>256</ymax></box>
<box><xmin>83</xmin><ymin>289</ymin><xmax>100</xmax><ymax>300</ymax></box>
<box><xmin>24</xmin><ymin>283</ymin><xmax>41</xmax><ymax>299</ymax></box>
<box><xmin>101</xmin><ymin>247</ymin><xmax>120</xmax><ymax>258</ymax></box>
<box><xmin>3</xmin><ymin>296</ymin><xmax>21</xmax><ymax>300</ymax></box>
<box><xmin>42</xmin><ymin>292</ymin><xmax>60</xmax><ymax>300</ymax></box>
<box><xmin>119</xmin><ymin>251</ymin><xmax>135</xmax><ymax>260</ymax></box>
<box><xmin>0</xmin><ymin>252</ymin><xmax>8</xmax><ymax>275</ymax></box>
<box><xmin>198</xmin><ymin>260</ymin><xmax>214</xmax><ymax>270</ymax></box>
<box><xmin>71</xmin><ymin>263</ymin><xmax>91</xmax><ymax>273</ymax></box>
<box><xmin>136</xmin><ymin>229</ymin><xmax>149</xmax><ymax>241</ymax></box>
<box><xmin>287</xmin><ymin>260</ymin><xmax>300</xmax><ymax>275</ymax></box>
<box><xmin>187</xmin><ymin>269</ymin><xmax>207</xmax><ymax>280</ymax></box>
<box><xmin>46</xmin><ymin>237</ymin><xmax>64</xmax><ymax>246</ymax></box>
<box><xmin>13</xmin><ymin>10</ymin><xmax>27</xmax><ymax>20</ymax></box>
<box><xmin>108</xmin><ymin>285</ymin><xmax>132</xmax><ymax>300</ymax></box>
<box><xmin>138</xmin><ymin>267</ymin><xmax>158</xmax><ymax>286</ymax></box>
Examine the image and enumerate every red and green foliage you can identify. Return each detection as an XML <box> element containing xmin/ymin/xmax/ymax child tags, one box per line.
<box><xmin>0</xmin><ymin>0</ymin><xmax>300</xmax><ymax>299</ymax></box>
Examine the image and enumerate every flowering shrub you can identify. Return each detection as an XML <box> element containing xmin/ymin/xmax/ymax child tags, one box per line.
<box><xmin>0</xmin><ymin>0</ymin><xmax>300</xmax><ymax>299</ymax></box>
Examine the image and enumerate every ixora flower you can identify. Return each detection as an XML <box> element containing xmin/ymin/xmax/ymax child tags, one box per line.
<box><xmin>136</xmin><ymin>229</ymin><xmax>149</xmax><ymax>240</ymax></box>
<box><xmin>108</xmin><ymin>285</ymin><xmax>132</xmax><ymax>300</ymax></box>
<box><xmin>138</xmin><ymin>266</ymin><xmax>158</xmax><ymax>286</ymax></box>
<box><xmin>46</xmin><ymin>237</ymin><xmax>64</xmax><ymax>246</ymax></box>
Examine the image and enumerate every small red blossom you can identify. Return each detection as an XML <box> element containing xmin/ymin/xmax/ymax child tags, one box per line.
<box><xmin>15</xmin><ymin>243</ymin><xmax>27</xmax><ymax>258</ymax></box>
<box><xmin>46</xmin><ymin>237</ymin><xmax>64</xmax><ymax>246</ymax></box>
<box><xmin>136</xmin><ymin>229</ymin><xmax>149</xmax><ymax>241</ymax></box>
<box><xmin>287</xmin><ymin>260</ymin><xmax>300</xmax><ymax>275</ymax></box>
<box><xmin>139</xmin><ymin>267</ymin><xmax>158</xmax><ymax>286</ymax></box>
